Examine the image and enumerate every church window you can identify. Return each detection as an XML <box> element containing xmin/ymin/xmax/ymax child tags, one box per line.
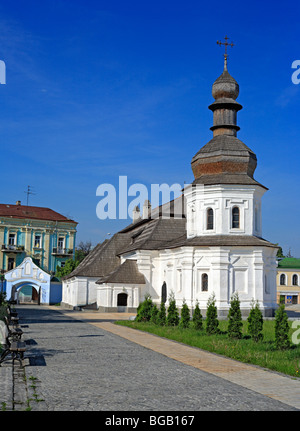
<box><xmin>232</xmin><ymin>206</ymin><xmax>240</xmax><ymax>229</ymax></box>
<box><xmin>292</xmin><ymin>274</ymin><xmax>298</xmax><ymax>286</ymax></box>
<box><xmin>201</xmin><ymin>273</ymin><xmax>208</xmax><ymax>291</ymax></box>
<box><xmin>206</xmin><ymin>208</ymin><xmax>214</xmax><ymax>230</ymax></box>
<box><xmin>280</xmin><ymin>274</ymin><xmax>286</xmax><ymax>285</ymax></box>
<box><xmin>161</xmin><ymin>282</ymin><xmax>167</xmax><ymax>303</ymax></box>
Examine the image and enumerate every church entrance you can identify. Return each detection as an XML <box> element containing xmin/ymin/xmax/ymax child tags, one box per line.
<box><xmin>117</xmin><ymin>293</ymin><xmax>128</xmax><ymax>312</ymax></box>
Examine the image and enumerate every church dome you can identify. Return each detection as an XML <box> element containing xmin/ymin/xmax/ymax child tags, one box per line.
<box><xmin>212</xmin><ymin>69</ymin><xmax>239</xmax><ymax>100</ymax></box>
<box><xmin>190</xmin><ymin>57</ymin><xmax>265</xmax><ymax>189</ymax></box>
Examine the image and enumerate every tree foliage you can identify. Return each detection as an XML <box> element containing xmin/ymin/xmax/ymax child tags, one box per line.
<box><xmin>179</xmin><ymin>299</ymin><xmax>190</xmax><ymax>329</ymax></box>
<box><xmin>227</xmin><ymin>292</ymin><xmax>243</xmax><ymax>339</ymax></box>
<box><xmin>166</xmin><ymin>291</ymin><xmax>179</xmax><ymax>326</ymax></box>
<box><xmin>135</xmin><ymin>293</ymin><xmax>153</xmax><ymax>322</ymax></box>
<box><xmin>192</xmin><ymin>300</ymin><xmax>203</xmax><ymax>330</ymax></box>
<box><xmin>206</xmin><ymin>293</ymin><xmax>219</xmax><ymax>335</ymax></box>
<box><xmin>55</xmin><ymin>241</ymin><xmax>93</xmax><ymax>278</ymax></box>
<box><xmin>247</xmin><ymin>300</ymin><xmax>264</xmax><ymax>342</ymax></box>
<box><xmin>157</xmin><ymin>301</ymin><xmax>166</xmax><ymax>326</ymax></box>
<box><xmin>275</xmin><ymin>304</ymin><xmax>290</xmax><ymax>350</ymax></box>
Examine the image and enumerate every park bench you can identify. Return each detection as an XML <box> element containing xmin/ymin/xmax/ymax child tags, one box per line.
<box><xmin>4</xmin><ymin>316</ymin><xmax>23</xmax><ymax>340</ymax></box>
<box><xmin>6</xmin><ymin>305</ymin><xmax>19</xmax><ymax>326</ymax></box>
<box><xmin>0</xmin><ymin>322</ymin><xmax>26</xmax><ymax>367</ymax></box>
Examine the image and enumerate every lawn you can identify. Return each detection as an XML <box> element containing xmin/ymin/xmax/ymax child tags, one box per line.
<box><xmin>115</xmin><ymin>319</ymin><xmax>300</xmax><ymax>378</ymax></box>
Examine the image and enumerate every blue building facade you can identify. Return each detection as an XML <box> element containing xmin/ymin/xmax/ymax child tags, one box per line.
<box><xmin>0</xmin><ymin>201</ymin><xmax>78</xmax><ymax>275</ymax></box>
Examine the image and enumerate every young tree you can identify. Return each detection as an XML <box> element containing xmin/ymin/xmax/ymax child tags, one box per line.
<box><xmin>206</xmin><ymin>293</ymin><xmax>219</xmax><ymax>335</ymax></box>
<box><xmin>247</xmin><ymin>299</ymin><xmax>264</xmax><ymax>342</ymax></box>
<box><xmin>275</xmin><ymin>304</ymin><xmax>290</xmax><ymax>350</ymax></box>
<box><xmin>192</xmin><ymin>300</ymin><xmax>203</xmax><ymax>330</ymax></box>
<box><xmin>150</xmin><ymin>303</ymin><xmax>159</xmax><ymax>325</ymax></box>
<box><xmin>157</xmin><ymin>301</ymin><xmax>166</xmax><ymax>326</ymax></box>
<box><xmin>227</xmin><ymin>292</ymin><xmax>243</xmax><ymax>339</ymax></box>
<box><xmin>179</xmin><ymin>299</ymin><xmax>190</xmax><ymax>329</ymax></box>
<box><xmin>135</xmin><ymin>293</ymin><xmax>153</xmax><ymax>322</ymax></box>
<box><xmin>166</xmin><ymin>291</ymin><xmax>179</xmax><ymax>326</ymax></box>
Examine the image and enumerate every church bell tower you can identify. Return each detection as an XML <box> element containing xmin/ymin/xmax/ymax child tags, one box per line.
<box><xmin>185</xmin><ymin>37</ymin><xmax>267</xmax><ymax>239</ymax></box>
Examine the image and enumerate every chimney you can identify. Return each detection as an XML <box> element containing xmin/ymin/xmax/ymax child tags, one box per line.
<box><xmin>16</xmin><ymin>201</ymin><xmax>21</xmax><ymax>206</ymax></box>
<box><xmin>132</xmin><ymin>206</ymin><xmax>140</xmax><ymax>223</ymax></box>
<box><xmin>142</xmin><ymin>200</ymin><xmax>151</xmax><ymax>219</ymax></box>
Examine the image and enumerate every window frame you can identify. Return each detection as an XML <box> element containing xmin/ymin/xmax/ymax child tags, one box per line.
<box><xmin>201</xmin><ymin>273</ymin><xmax>208</xmax><ymax>292</ymax></box>
<box><xmin>280</xmin><ymin>274</ymin><xmax>286</xmax><ymax>286</ymax></box>
<box><xmin>206</xmin><ymin>208</ymin><xmax>214</xmax><ymax>230</ymax></box>
<box><xmin>232</xmin><ymin>206</ymin><xmax>240</xmax><ymax>229</ymax></box>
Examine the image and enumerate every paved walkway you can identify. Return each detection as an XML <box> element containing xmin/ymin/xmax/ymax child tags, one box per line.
<box><xmin>1</xmin><ymin>305</ymin><xmax>300</xmax><ymax>411</ymax></box>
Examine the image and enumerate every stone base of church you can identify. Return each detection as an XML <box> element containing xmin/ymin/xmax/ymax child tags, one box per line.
<box><xmin>214</xmin><ymin>307</ymin><xmax>277</xmax><ymax>319</ymax></box>
<box><xmin>97</xmin><ymin>305</ymin><xmax>138</xmax><ymax>313</ymax></box>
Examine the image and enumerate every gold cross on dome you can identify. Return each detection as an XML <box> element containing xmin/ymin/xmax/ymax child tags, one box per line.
<box><xmin>217</xmin><ymin>36</ymin><xmax>234</xmax><ymax>69</ymax></box>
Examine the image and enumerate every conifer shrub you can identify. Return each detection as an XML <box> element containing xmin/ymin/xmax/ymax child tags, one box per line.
<box><xmin>192</xmin><ymin>300</ymin><xmax>203</xmax><ymax>330</ymax></box>
<box><xmin>247</xmin><ymin>299</ymin><xmax>264</xmax><ymax>342</ymax></box>
<box><xmin>157</xmin><ymin>301</ymin><xmax>166</xmax><ymax>326</ymax></box>
<box><xmin>205</xmin><ymin>293</ymin><xmax>219</xmax><ymax>335</ymax></box>
<box><xmin>135</xmin><ymin>293</ymin><xmax>153</xmax><ymax>322</ymax></box>
<box><xmin>166</xmin><ymin>291</ymin><xmax>179</xmax><ymax>326</ymax></box>
<box><xmin>179</xmin><ymin>299</ymin><xmax>190</xmax><ymax>329</ymax></box>
<box><xmin>150</xmin><ymin>303</ymin><xmax>159</xmax><ymax>325</ymax></box>
<box><xmin>227</xmin><ymin>292</ymin><xmax>243</xmax><ymax>339</ymax></box>
<box><xmin>275</xmin><ymin>304</ymin><xmax>290</xmax><ymax>350</ymax></box>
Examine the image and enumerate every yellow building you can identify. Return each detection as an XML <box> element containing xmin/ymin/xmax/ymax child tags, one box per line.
<box><xmin>277</xmin><ymin>258</ymin><xmax>300</xmax><ymax>304</ymax></box>
<box><xmin>0</xmin><ymin>201</ymin><xmax>77</xmax><ymax>274</ymax></box>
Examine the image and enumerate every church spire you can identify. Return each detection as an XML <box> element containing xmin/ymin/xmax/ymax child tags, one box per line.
<box><xmin>191</xmin><ymin>39</ymin><xmax>260</xmax><ymax>185</ymax></box>
<box><xmin>209</xmin><ymin>37</ymin><xmax>242</xmax><ymax>137</ymax></box>
<box><xmin>216</xmin><ymin>35</ymin><xmax>234</xmax><ymax>72</ymax></box>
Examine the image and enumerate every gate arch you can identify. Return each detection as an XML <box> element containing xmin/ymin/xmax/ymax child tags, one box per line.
<box><xmin>11</xmin><ymin>281</ymin><xmax>41</xmax><ymax>304</ymax></box>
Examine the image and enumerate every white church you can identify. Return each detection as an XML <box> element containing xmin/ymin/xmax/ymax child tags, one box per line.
<box><xmin>62</xmin><ymin>54</ymin><xmax>278</xmax><ymax>317</ymax></box>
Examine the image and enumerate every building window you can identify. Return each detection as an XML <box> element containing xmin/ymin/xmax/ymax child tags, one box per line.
<box><xmin>232</xmin><ymin>206</ymin><xmax>240</xmax><ymax>229</ymax></box>
<box><xmin>207</xmin><ymin>208</ymin><xmax>214</xmax><ymax>230</ymax></box>
<box><xmin>280</xmin><ymin>274</ymin><xmax>286</xmax><ymax>285</ymax></box>
<box><xmin>7</xmin><ymin>257</ymin><xmax>15</xmax><ymax>271</ymax></box>
<box><xmin>201</xmin><ymin>273</ymin><xmax>208</xmax><ymax>291</ymax></box>
<box><xmin>292</xmin><ymin>274</ymin><xmax>298</xmax><ymax>286</ymax></box>
<box><xmin>161</xmin><ymin>282</ymin><xmax>167</xmax><ymax>304</ymax></box>
<box><xmin>58</xmin><ymin>237</ymin><xmax>65</xmax><ymax>252</ymax></box>
<box><xmin>34</xmin><ymin>234</ymin><xmax>41</xmax><ymax>248</ymax></box>
<box><xmin>8</xmin><ymin>233</ymin><xmax>16</xmax><ymax>245</ymax></box>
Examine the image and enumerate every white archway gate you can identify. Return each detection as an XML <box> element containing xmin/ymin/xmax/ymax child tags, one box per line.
<box><xmin>5</xmin><ymin>257</ymin><xmax>51</xmax><ymax>304</ymax></box>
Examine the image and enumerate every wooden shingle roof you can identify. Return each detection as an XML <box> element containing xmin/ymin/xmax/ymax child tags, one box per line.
<box><xmin>96</xmin><ymin>259</ymin><xmax>145</xmax><ymax>284</ymax></box>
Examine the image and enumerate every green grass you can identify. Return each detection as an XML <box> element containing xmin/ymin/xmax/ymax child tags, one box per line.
<box><xmin>115</xmin><ymin>319</ymin><xmax>300</xmax><ymax>378</ymax></box>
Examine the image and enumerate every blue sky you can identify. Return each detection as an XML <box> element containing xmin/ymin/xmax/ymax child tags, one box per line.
<box><xmin>0</xmin><ymin>0</ymin><xmax>299</xmax><ymax>256</ymax></box>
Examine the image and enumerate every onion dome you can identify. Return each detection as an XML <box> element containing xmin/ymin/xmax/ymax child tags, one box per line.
<box><xmin>191</xmin><ymin>59</ymin><xmax>266</xmax><ymax>189</ymax></box>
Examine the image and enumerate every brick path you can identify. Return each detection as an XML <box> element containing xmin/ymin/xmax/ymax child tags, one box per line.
<box><xmin>1</xmin><ymin>305</ymin><xmax>299</xmax><ymax>411</ymax></box>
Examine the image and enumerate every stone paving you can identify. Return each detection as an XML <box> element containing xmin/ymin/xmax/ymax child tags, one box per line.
<box><xmin>0</xmin><ymin>305</ymin><xmax>299</xmax><ymax>411</ymax></box>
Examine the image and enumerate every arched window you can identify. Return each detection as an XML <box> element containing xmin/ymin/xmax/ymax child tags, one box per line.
<box><xmin>207</xmin><ymin>208</ymin><xmax>214</xmax><ymax>230</ymax></box>
<box><xmin>201</xmin><ymin>273</ymin><xmax>208</xmax><ymax>291</ymax></box>
<box><xmin>161</xmin><ymin>282</ymin><xmax>167</xmax><ymax>304</ymax></box>
<box><xmin>232</xmin><ymin>206</ymin><xmax>240</xmax><ymax>229</ymax></box>
<box><xmin>280</xmin><ymin>274</ymin><xmax>286</xmax><ymax>285</ymax></box>
<box><xmin>292</xmin><ymin>274</ymin><xmax>298</xmax><ymax>286</ymax></box>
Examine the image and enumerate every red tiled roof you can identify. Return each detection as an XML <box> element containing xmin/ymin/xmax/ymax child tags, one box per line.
<box><xmin>0</xmin><ymin>204</ymin><xmax>77</xmax><ymax>224</ymax></box>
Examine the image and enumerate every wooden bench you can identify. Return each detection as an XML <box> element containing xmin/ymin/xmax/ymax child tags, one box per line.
<box><xmin>6</xmin><ymin>305</ymin><xmax>19</xmax><ymax>326</ymax></box>
<box><xmin>0</xmin><ymin>332</ymin><xmax>26</xmax><ymax>367</ymax></box>
<box><xmin>4</xmin><ymin>316</ymin><xmax>23</xmax><ymax>340</ymax></box>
